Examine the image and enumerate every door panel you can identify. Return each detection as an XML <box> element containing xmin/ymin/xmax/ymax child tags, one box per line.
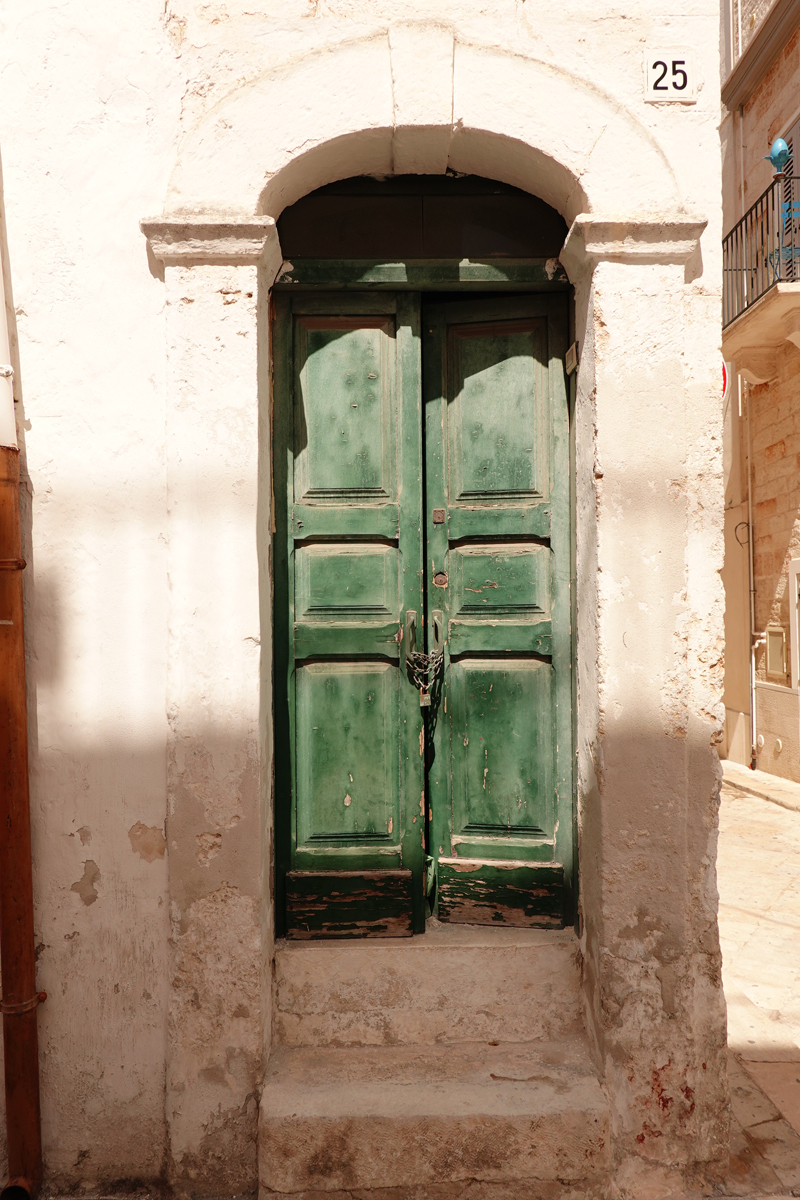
<box><xmin>447</xmin><ymin>321</ymin><xmax>547</xmax><ymax>501</ymax></box>
<box><xmin>295</xmin><ymin>319</ymin><xmax>395</xmax><ymax>499</ymax></box>
<box><xmin>449</xmin><ymin>658</ymin><xmax>554</xmax><ymax>841</ymax></box>
<box><xmin>424</xmin><ymin>295</ymin><xmax>573</xmax><ymax>927</ymax></box>
<box><xmin>285</xmin><ymin>870</ymin><xmax>414</xmax><ymax>939</ymax></box>
<box><xmin>273</xmin><ymin>293</ymin><xmax>425</xmax><ymax>938</ymax></box>
<box><xmin>295</xmin><ymin>661</ymin><xmax>398</xmax><ymax>844</ymax></box>
<box><xmin>436</xmin><ymin>859</ymin><xmax>564</xmax><ymax>927</ymax></box>
<box><xmin>296</xmin><ymin>544</ymin><xmax>398</xmax><ymax>619</ymax></box>
<box><xmin>448</xmin><ymin>543</ymin><xmax>552</xmax><ymax>655</ymax></box>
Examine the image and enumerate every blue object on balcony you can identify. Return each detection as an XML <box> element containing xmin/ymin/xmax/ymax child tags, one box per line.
<box><xmin>766</xmin><ymin>138</ymin><xmax>791</xmax><ymax>173</ymax></box>
<box><xmin>723</xmin><ymin>172</ymin><xmax>800</xmax><ymax>327</ymax></box>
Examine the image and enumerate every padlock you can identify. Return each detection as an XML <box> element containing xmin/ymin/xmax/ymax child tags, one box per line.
<box><xmin>420</xmin><ymin>687</ymin><xmax>431</xmax><ymax>708</ymax></box>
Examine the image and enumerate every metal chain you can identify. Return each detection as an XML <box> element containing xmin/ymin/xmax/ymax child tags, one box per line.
<box><xmin>406</xmin><ymin>647</ymin><xmax>444</xmax><ymax>693</ymax></box>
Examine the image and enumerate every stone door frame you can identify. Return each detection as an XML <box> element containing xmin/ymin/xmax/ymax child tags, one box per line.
<box><xmin>139</xmin><ymin>28</ymin><xmax>725</xmax><ymax>1192</ymax></box>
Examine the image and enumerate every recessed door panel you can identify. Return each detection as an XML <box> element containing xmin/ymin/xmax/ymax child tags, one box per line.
<box><xmin>296</xmin><ymin>544</ymin><xmax>397</xmax><ymax>620</ymax></box>
<box><xmin>449</xmin><ymin>658</ymin><xmax>554</xmax><ymax>840</ymax></box>
<box><xmin>448</xmin><ymin>321</ymin><xmax>548</xmax><ymax>501</ymax></box>
<box><xmin>295</xmin><ymin>318</ymin><xmax>395</xmax><ymax>500</ymax></box>
<box><xmin>450</xmin><ymin>543</ymin><xmax>550</xmax><ymax>618</ymax></box>
<box><xmin>296</xmin><ymin>662</ymin><xmax>399</xmax><ymax>845</ymax></box>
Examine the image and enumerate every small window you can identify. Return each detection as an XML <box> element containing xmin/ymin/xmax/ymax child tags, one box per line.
<box><xmin>766</xmin><ymin>625</ymin><xmax>787</xmax><ymax>678</ymax></box>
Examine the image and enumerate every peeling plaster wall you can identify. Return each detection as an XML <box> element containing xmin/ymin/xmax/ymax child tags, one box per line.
<box><xmin>0</xmin><ymin>0</ymin><xmax>726</xmax><ymax>1193</ymax></box>
<box><xmin>578</xmin><ymin>259</ymin><xmax>728</xmax><ymax>1175</ymax></box>
<box><xmin>163</xmin><ymin>262</ymin><xmax>267</xmax><ymax>1195</ymax></box>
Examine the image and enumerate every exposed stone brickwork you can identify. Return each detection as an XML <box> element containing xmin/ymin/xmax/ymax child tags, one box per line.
<box><xmin>749</xmin><ymin>341</ymin><xmax>800</xmax><ymax>669</ymax></box>
<box><xmin>737</xmin><ymin>0</ymin><xmax>776</xmax><ymax>60</ymax></box>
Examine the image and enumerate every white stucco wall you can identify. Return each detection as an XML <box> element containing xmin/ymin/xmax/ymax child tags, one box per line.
<box><xmin>0</xmin><ymin>0</ymin><xmax>181</xmax><ymax>1183</ymax></box>
<box><xmin>0</xmin><ymin>0</ymin><xmax>726</xmax><ymax>1193</ymax></box>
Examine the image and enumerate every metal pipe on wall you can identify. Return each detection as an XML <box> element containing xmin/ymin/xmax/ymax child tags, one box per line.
<box><xmin>743</xmin><ymin>375</ymin><xmax>762</xmax><ymax>770</ymax></box>
<box><xmin>0</xmin><ymin>179</ymin><xmax>44</xmax><ymax>1199</ymax></box>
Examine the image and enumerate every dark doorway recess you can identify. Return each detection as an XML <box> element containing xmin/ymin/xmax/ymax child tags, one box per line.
<box><xmin>277</xmin><ymin>175</ymin><xmax>568</xmax><ymax>261</ymax></box>
<box><xmin>272</xmin><ymin>174</ymin><xmax>575</xmax><ymax>941</ymax></box>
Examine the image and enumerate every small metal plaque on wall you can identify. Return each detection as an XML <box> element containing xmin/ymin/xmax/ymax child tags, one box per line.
<box><xmin>645</xmin><ymin>50</ymin><xmax>696</xmax><ymax>103</ymax></box>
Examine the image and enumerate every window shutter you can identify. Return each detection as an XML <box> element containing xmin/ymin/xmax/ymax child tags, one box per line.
<box><xmin>783</xmin><ymin>118</ymin><xmax>800</xmax><ymax>279</ymax></box>
<box><xmin>785</xmin><ymin>116</ymin><xmax>800</xmax><ymax>174</ymax></box>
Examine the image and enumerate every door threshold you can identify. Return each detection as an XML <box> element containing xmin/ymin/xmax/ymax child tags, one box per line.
<box><xmin>276</xmin><ymin>919</ymin><xmax>577</xmax><ymax>949</ymax></box>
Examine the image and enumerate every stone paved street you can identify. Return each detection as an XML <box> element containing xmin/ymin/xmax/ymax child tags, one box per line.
<box><xmin>719</xmin><ymin>761</ymin><xmax>800</xmax><ymax>1196</ymax></box>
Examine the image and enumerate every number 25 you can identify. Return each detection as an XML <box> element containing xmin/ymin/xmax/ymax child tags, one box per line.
<box><xmin>652</xmin><ymin>59</ymin><xmax>688</xmax><ymax>91</ymax></box>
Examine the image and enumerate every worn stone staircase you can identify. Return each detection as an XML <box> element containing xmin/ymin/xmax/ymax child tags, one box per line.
<box><xmin>259</xmin><ymin>923</ymin><xmax>610</xmax><ymax>1198</ymax></box>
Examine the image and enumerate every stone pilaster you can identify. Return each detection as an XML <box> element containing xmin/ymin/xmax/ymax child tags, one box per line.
<box><xmin>566</xmin><ymin>216</ymin><xmax>729</xmax><ymax>1188</ymax></box>
<box><xmin>146</xmin><ymin>220</ymin><xmax>279</xmax><ymax>1197</ymax></box>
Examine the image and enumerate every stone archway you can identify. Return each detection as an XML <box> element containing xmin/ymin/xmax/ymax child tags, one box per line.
<box><xmin>163</xmin><ymin>28</ymin><xmax>684</xmax><ymax>222</ymax></box>
<box><xmin>141</xmin><ymin>29</ymin><xmax>726</xmax><ymax>1196</ymax></box>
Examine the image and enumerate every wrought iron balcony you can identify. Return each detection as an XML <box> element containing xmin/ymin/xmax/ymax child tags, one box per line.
<box><xmin>723</xmin><ymin>175</ymin><xmax>800</xmax><ymax>328</ymax></box>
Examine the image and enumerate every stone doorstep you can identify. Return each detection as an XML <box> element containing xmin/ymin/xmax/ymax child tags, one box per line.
<box><xmin>40</xmin><ymin>1190</ymin><xmax>800</xmax><ymax>1200</ymax></box>
<box><xmin>274</xmin><ymin>924</ymin><xmax>583</xmax><ymax>1049</ymax></box>
<box><xmin>257</xmin><ymin>1190</ymin><xmax>800</xmax><ymax>1200</ymax></box>
<box><xmin>258</xmin><ymin>1040</ymin><xmax>609</xmax><ymax>1195</ymax></box>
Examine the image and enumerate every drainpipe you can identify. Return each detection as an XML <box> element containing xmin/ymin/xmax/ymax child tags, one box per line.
<box><xmin>0</xmin><ymin>216</ymin><xmax>44</xmax><ymax>1199</ymax></box>
<box><xmin>743</xmin><ymin>376</ymin><xmax>762</xmax><ymax>770</ymax></box>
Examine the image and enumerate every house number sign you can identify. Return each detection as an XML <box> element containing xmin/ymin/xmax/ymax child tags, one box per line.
<box><xmin>645</xmin><ymin>50</ymin><xmax>696</xmax><ymax>103</ymax></box>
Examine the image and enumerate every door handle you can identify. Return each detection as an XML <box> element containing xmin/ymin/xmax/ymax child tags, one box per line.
<box><xmin>432</xmin><ymin>610</ymin><xmax>443</xmax><ymax>655</ymax></box>
<box><xmin>406</xmin><ymin>610</ymin><xmax>417</xmax><ymax>656</ymax></box>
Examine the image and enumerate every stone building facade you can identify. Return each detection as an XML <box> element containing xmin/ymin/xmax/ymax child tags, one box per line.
<box><xmin>721</xmin><ymin>0</ymin><xmax>800</xmax><ymax>778</ymax></box>
<box><xmin>0</xmin><ymin>2</ymin><xmax>729</xmax><ymax>1197</ymax></box>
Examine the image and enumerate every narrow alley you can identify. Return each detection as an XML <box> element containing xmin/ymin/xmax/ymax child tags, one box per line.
<box><xmin>719</xmin><ymin>761</ymin><xmax>800</xmax><ymax>1196</ymax></box>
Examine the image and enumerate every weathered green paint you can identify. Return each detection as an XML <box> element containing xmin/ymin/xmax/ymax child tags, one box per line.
<box><xmin>446</xmin><ymin>503</ymin><xmax>551</xmax><ymax>541</ymax></box>
<box><xmin>450</xmin><ymin>660</ymin><xmax>554</xmax><ymax>839</ymax></box>
<box><xmin>424</xmin><ymin>295</ymin><xmax>573</xmax><ymax>927</ymax></box>
<box><xmin>275</xmin><ymin>259</ymin><xmax>570</xmax><ymax>290</ymax></box>
<box><xmin>292</xmin><ymin>503</ymin><xmax>400</xmax><ymax>539</ymax></box>
<box><xmin>273</xmin><ymin>293</ymin><xmax>425</xmax><ymax>937</ymax></box>
<box><xmin>451</xmin><ymin>544</ymin><xmax>550</xmax><ymax>615</ymax></box>
<box><xmin>286</xmin><ymin>870</ymin><xmax>414</xmax><ymax>939</ymax></box>
<box><xmin>274</xmin><ymin>285</ymin><xmax>573</xmax><ymax>936</ymax></box>
<box><xmin>296</xmin><ymin>663</ymin><xmax>398</xmax><ymax>845</ymax></box>
<box><xmin>436</xmin><ymin>859</ymin><xmax>564</xmax><ymax>927</ymax></box>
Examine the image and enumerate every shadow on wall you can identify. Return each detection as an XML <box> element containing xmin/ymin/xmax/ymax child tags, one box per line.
<box><xmin>2</xmin><ymin>734</ymin><xmax>265</xmax><ymax>1196</ymax></box>
<box><xmin>0</xmin><ymin>715</ymin><xmax>729</xmax><ymax>1193</ymax></box>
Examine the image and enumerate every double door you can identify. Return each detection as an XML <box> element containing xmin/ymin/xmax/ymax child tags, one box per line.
<box><xmin>273</xmin><ymin>290</ymin><xmax>572</xmax><ymax>937</ymax></box>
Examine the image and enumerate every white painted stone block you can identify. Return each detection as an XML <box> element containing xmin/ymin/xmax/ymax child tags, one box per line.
<box><xmin>390</xmin><ymin>24</ymin><xmax>454</xmax><ymax>174</ymax></box>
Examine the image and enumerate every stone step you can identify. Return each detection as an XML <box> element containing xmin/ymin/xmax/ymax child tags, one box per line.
<box><xmin>258</xmin><ymin>1039</ymin><xmax>610</xmax><ymax>1196</ymax></box>
<box><xmin>274</xmin><ymin>922</ymin><xmax>582</xmax><ymax>1048</ymax></box>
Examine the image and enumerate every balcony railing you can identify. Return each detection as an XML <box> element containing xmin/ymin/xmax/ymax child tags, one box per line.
<box><xmin>723</xmin><ymin>175</ymin><xmax>800</xmax><ymax>328</ymax></box>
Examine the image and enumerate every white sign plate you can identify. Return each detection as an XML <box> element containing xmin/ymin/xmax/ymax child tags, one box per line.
<box><xmin>644</xmin><ymin>50</ymin><xmax>696</xmax><ymax>103</ymax></box>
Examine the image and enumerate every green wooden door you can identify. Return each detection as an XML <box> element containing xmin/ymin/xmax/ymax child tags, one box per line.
<box><xmin>274</xmin><ymin>291</ymin><xmax>572</xmax><ymax>937</ymax></box>
<box><xmin>423</xmin><ymin>296</ymin><xmax>573</xmax><ymax>927</ymax></box>
<box><xmin>273</xmin><ymin>293</ymin><xmax>427</xmax><ymax>937</ymax></box>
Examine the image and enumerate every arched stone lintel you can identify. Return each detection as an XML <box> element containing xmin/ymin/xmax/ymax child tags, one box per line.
<box><xmin>161</xmin><ymin>30</ymin><xmax>686</xmax><ymax>227</ymax></box>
